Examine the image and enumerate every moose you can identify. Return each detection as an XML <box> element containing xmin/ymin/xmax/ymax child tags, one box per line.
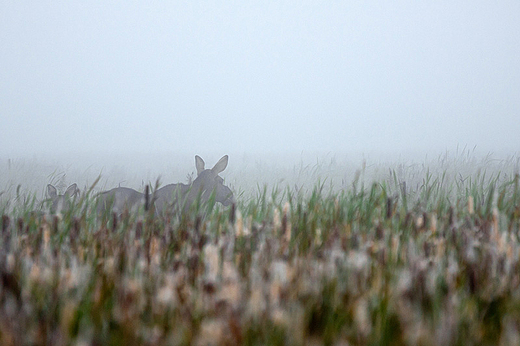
<box><xmin>154</xmin><ymin>155</ymin><xmax>234</xmax><ymax>215</ymax></box>
<box><xmin>46</xmin><ymin>183</ymin><xmax>80</xmax><ymax>215</ymax></box>
<box><xmin>95</xmin><ymin>155</ymin><xmax>234</xmax><ymax>217</ymax></box>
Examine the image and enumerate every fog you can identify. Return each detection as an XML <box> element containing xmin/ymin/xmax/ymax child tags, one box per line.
<box><xmin>1</xmin><ymin>2</ymin><xmax>519</xmax><ymax>197</ymax></box>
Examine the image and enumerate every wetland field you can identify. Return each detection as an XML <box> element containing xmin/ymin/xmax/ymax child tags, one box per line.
<box><xmin>1</xmin><ymin>152</ymin><xmax>520</xmax><ymax>345</ymax></box>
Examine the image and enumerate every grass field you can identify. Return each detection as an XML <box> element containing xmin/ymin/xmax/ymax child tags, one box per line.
<box><xmin>1</xmin><ymin>153</ymin><xmax>520</xmax><ymax>345</ymax></box>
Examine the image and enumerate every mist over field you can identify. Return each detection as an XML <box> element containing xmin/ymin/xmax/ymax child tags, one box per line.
<box><xmin>0</xmin><ymin>0</ymin><xmax>519</xmax><ymax>215</ymax></box>
<box><xmin>1</xmin><ymin>0</ymin><xmax>520</xmax><ymax>220</ymax></box>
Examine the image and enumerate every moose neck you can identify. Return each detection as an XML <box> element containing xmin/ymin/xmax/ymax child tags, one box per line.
<box><xmin>183</xmin><ymin>170</ymin><xmax>214</xmax><ymax>210</ymax></box>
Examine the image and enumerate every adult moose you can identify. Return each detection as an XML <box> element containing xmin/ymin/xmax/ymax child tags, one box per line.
<box><xmin>154</xmin><ymin>155</ymin><xmax>234</xmax><ymax>216</ymax></box>
<box><xmin>95</xmin><ymin>155</ymin><xmax>234</xmax><ymax>217</ymax></box>
<box><xmin>96</xmin><ymin>186</ymin><xmax>146</xmax><ymax>216</ymax></box>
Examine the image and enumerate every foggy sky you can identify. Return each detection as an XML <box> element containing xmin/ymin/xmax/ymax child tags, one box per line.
<box><xmin>1</xmin><ymin>1</ymin><xmax>519</xmax><ymax>158</ymax></box>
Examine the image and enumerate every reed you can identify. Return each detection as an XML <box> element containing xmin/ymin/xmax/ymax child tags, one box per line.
<box><xmin>0</xmin><ymin>164</ymin><xmax>519</xmax><ymax>345</ymax></box>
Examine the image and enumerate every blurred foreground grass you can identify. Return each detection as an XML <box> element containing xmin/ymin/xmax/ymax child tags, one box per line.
<box><xmin>1</xmin><ymin>169</ymin><xmax>520</xmax><ymax>345</ymax></box>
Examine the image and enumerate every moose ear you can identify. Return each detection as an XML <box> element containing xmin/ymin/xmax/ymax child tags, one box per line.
<box><xmin>47</xmin><ymin>184</ymin><xmax>57</xmax><ymax>198</ymax></box>
<box><xmin>195</xmin><ymin>155</ymin><xmax>205</xmax><ymax>175</ymax></box>
<box><xmin>65</xmin><ymin>183</ymin><xmax>79</xmax><ymax>197</ymax></box>
<box><xmin>211</xmin><ymin>155</ymin><xmax>228</xmax><ymax>174</ymax></box>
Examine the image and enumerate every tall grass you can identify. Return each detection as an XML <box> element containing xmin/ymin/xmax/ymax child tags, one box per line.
<box><xmin>1</xmin><ymin>155</ymin><xmax>520</xmax><ymax>345</ymax></box>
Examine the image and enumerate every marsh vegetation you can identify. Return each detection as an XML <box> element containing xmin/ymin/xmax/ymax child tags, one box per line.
<box><xmin>0</xmin><ymin>153</ymin><xmax>519</xmax><ymax>345</ymax></box>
